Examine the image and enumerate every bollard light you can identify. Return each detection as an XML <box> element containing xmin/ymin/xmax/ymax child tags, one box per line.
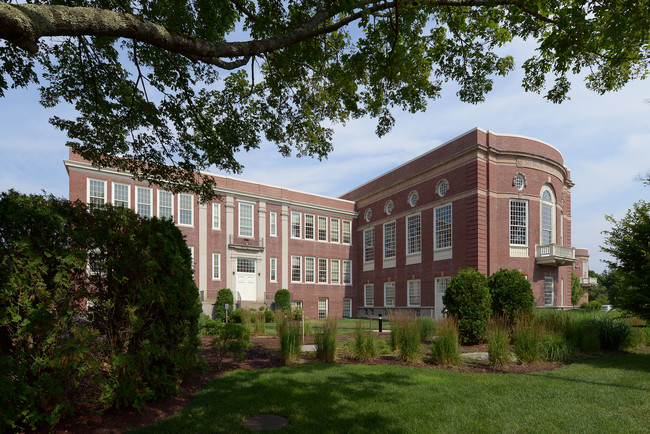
<box><xmin>378</xmin><ymin>313</ymin><xmax>383</xmax><ymax>333</ymax></box>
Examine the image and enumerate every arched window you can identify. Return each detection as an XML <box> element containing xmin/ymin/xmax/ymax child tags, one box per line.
<box><xmin>540</xmin><ymin>185</ymin><xmax>556</xmax><ymax>245</ymax></box>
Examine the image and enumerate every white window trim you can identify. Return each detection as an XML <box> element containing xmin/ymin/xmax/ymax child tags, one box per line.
<box><xmin>318</xmin><ymin>215</ymin><xmax>328</xmax><ymax>242</ymax></box>
<box><xmin>238</xmin><ymin>201</ymin><xmax>255</xmax><ymax>238</ymax></box>
<box><xmin>408</xmin><ymin>279</ymin><xmax>421</xmax><ymax>307</ymax></box>
<box><xmin>383</xmin><ymin>221</ymin><xmax>396</xmax><ymax>259</ymax></box>
<box><xmin>212</xmin><ymin>202</ymin><xmax>221</xmax><ymax>230</ymax></box>
<box><xmin>87</xmin><ymin>178</ymin><xmax>107</xmax><ymax>206</ymax></box>
<box><xmin>343</xmin><ymin>298</ymin><xmax>352</xmax><ymax>318</ymax></box>
<box><xmin>178</xmin><ymin>193</ymin><xmax>194</xmax><ymax>227</ymax></box>
<box><xmin>112</xmin><ymin>182</ymin><xmax>130</xmax><ymax>208</ymax></box>
<box><xmin>406</xmin><ymin>213</ymin><xmax>422</xmax><ymax>255</ymax></box>
<box><xmin>270</xmin><ymin>257</ymin><xmax>278</xmax><ymax>282</ymax></box>
<box><xmin>212</xmin><ymin>253</ymin><xmax>221</xmax><ymax>281</ymax></box>
<box><xmin>318</xmin><ymin>258</ymin><xmax>328</xmax><ymax>284</ymax></box>
<box><xmin>269</xmin><ymin>211</ymin><xmax>277</xmax><ymax>237</ymax></box>
<box><xmin>540</xmin><ymin>185</ymin><xmax>556</xmax><ymax>246</ymax></box>
<box><xmin>157</xmin><ymin>190</ymin><xmax>174</xmax><ymax>219</ymax></box>
<box><xmin>343</xmin><ymin>260</ymin><xmax>352</xmax><ymax>285</ymax></box>
<box><xmin>135</xmin><ymin>185</ymin><xmax>153</xmax><ymax>218</ymax></box>
<box><xmin>305</xmin><ymin>257</ymin><xmax>316</xmax><ymax>283</ymax></box>
<box><xmin>363</xmin><ymin>228</ymin><xmax>375</xmax><ymax>263</ymax></box>
<box><xmin>331</xmin><ymin>259</ymin><xmax>340</xmax><ymax>285</ymax></box>
<box><xmin>291</xmin><ymin>255</ymin><xmax>302</xmax><ymax>283</ymax></box>
<box><xmin>330</xmin><ymin>218</ymin><xmax>340</xmax><ymax>243</ymax></box>
<box><xmin>364</xmin><ymin>284</ymin><xmax>374</xmax><ymax>307</ymax></box>
<box><xmin>291</xmin><ymin>211</ymin><xmax>302</xmax><ymax>239</ymax></box>
<box><xmin>509</xmin><ymin>199</ymin><xmax>529</xmax><ymax>247</ymax></box>
<box><xmin>384</xmin><ymin>281</ymin><xmax>396</xmax><ymax>307</ymax></box>
<box><xmin>342</xmin><ymin>220</ymin><xmax>352</xmax><ymax>245</ymax></box>
<box><xmin>304</xmin><ymin>213</ymin><xmax>315</xmax><ymax>241</ymax></box>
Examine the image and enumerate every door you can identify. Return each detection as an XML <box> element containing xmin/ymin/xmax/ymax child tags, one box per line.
<box><xmin>435</xmin><ymin>277</ymin><xmax>450</xmax><ymax>321</ymax></box>
<box><xmin>236</xmin><ymin>258</ymin><xmax>257</xmax><ymax>301</ymax></box>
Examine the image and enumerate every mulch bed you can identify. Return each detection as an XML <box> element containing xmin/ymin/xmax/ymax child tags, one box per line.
<box><xmin>47</xmin><ymin>334</ymin><xmax>565</xmax><ymax>433</ymax></box>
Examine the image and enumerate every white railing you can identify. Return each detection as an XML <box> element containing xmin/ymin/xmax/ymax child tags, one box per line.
<box><xmin>580</xmin><ymin>277</ymin><xmax>598</xmax><ymax>286</ymax></box>
<box><xmin>535</xmin><ymin>244</ymin><xmax>575</xmax><ymax>260</ymax></box>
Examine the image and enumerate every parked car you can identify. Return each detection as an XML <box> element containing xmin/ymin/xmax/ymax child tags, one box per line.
<box><xmin>601</xmin><ymin>304</ymin><xmax>614</xmax><ymax>312</ymax></box>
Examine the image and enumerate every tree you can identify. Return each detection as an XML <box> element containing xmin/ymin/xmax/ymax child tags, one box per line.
<box><xmin>2</xmin><ymin>1</ymin><xmax>649</xmax><ymax>199</ymax></box>
<box><xmin>443</xmin><ymin>267</ymin><xmax>491</xmax><ymax>344</ymax></box>
<box><xmin>214</xmin><ymin>288</ymin><xmax>234</xmax><ymax>322</ymax></box>
<box><xmin>487</xmin><ymin>268</ymin><xmax>534</xmax><ymax>323</ymax></box>
<box><xmin>570</xmin><ymin>273</ymin><xmax>585</xmax><ymax>307</ymax></box>
<box><xmin>601</xmin><ymin>200</ymin><xmax>650</xmax><ymax>321</ymax></box>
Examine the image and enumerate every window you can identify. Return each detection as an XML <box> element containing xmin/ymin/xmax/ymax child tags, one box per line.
<box><xmin>330</xmin><ymin>218</ymin><xmax>340</xmax><ymax>243</ymax></box>
<box><xmin>383</xmin><ymin>221</ymin><xmax>396</xmax><ymax>259</ymax></box>
<box><xmin>343</xmin><ymin>298</ymin><xmax>352</xmax><ymax>318</ymax></box>
<box><xmin>364</xmin><ymin>208</ymin><xmax>373</xmax><ymax>222</ymax></box>
<box><xmin>408</xmin><ymin>190</ymin><xmax>419</xmax><ymax>207</ymax></box>
<box><xmin>269</xmin><ymin>211</ymin><xmax>277</xmax><ymax>236</ymax></box>
<box><xmin>407</xmin><ymin>214</ymin><xmax>421</xmax><ymax>255</ymax></box>
<box><xmin>212</xmin><ymin>253</ymin><xmax>221</xmax><ymax>280</ymax></box>
<box><xmin>212</xmin><ymin>202</ymin><xmax>221</xmax><ymax>229</ymax></box>
<box><xmin>434</xmin><ymin>204</ymin><xmax>452</xmax><ymax>250</ymax></box>
<box><xmin>291</xmin><ymin>212</ymin><xmax>301</xmax><ymax>238</ymax></box>
<box><xmin>384</xmin><ymin>282</ymin><xmax>395</xmax><ymax>307</ymax></box>
<box><xmin>135</xmin><ymin>186</ymin><xmax>152</xmax><ymax>217</ymax></box>
<box><xmin>112</xmin><ymin>183</ymin><xmax>130</xmax><ymax>208</ymax></box>
<box><xmin>342</xmin><ymin>220</ymin><xmax>351</xmax><ymax>244</ymax></box>
<box><xmin>158</xmin><ymin>190</ymin><xmax>173</xmax><ymax>219</ymax></box>
<box><xmin>343</xmin><ymin>260</ymin><xmax>352</xmax><ymax>285</ymax></box>
<box><xmin>305</xmin><ymin>257</ymin><xmax>315</xmax><ymax>283</ymax></box>
<box><xmin>239</xmin><ymin>202</ymin><xmax>254</xmax><ymax>237</ymax></box>
<box><xmin>544</xmin><ymin>276</ymin><xmax>554</xmax><ymax>306</ymax></box>
<box><xmin>318</xmin><ymin>258</ymin><xmax>328</xmax><ymax>283</ymax></box>
<box><xmin>364</xmin><ymin>284</ymin><xmax>374</xmax><ymax>307</ymax></box>
<box><xmin>408</xmin><ymin>279</ymin><xmax>421</xmax><ymax>306</ymax></box>
<box><xmin>178</xmin><ymin>193</ymin><xmax>193</xmax><ymax>226</ymax></box>
<box><xmin>363</xmin><ymin>228</ymin><xmax>375</xmax><ymax>262</ymax></box>
<box><xmin>435</xmin><ymin>277</ymin><xmax>451</xmax><ymax>316</ymax></box>
<box><xmin>318</xmin><ymin>216</ymin><xmax>328</xmax><ymax>241</ymax></box>
<box><xmin>88</xmin><ymin>179</ymin><xmax>106</xmax><ymax>207</ymax></box>
<box><xmin>291</xmin><ymin>256</ymin><xmax>302</xmax><ymax>282</ymax></box>
<box><xmin>270</xmin><ymin>257</ymin><xmax>277</xmax><ymax>282</ymax></box>
<box><xmin>318</xmin><ymin>297</ymin><xmax>328</xmax><ymax>319</ymax></box>
<box><xmin>541</xmin><ymin>186</ymin><xmax>555</xmax><ymax>245</ymax></box>
<box><xmin>510</xmin><ymin>199</ymin><xmax>528</xmax><ymax>245</ymax></box>
<box><xmin>331</xmin><ymin>259</ymin><xmax>340</xmax><ymax>284</ymax></box>
<box><xmin>437</xmin><ymin>179</ymin><xmax>450</xmax><ymax>197</ymax></box>
<box><xmin>292</xmin><ymin>301</ymin><xmax>303</xmax><ymax>310</ymax></box>
<box><xmin>513</xmin><ymin>173</ymin><xmax>526</xmax><ymax>190</ymax></box>
<box><xmin>305</xmin><ymin>214</ymin><xmax>315</xmax><ymax>240</ymax></box>
<box><xmin>237</xmin><ymin>258</ymin><xmax>256</xmax><ymax>273</ymax></box>
<box><xmin>385</xmin><ymin>200</ymin><xmax>394</xmax><ymax>215</ymax></box>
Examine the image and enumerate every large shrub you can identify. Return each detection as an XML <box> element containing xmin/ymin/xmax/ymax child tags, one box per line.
<box><xmin>274</xmin><ymin>289</ymin><xmax>291</xmax><ymax>311</ymax></box>
<box><xmin>487</xmin><ymin>268</ymin><xmax>534</xmax><ymax>324</ymax></box>
<box><xmin>214</xmin><ymin>288</ymin><xmax>234</xmax><ymax>322</ymax></box>
<box><xmin>443</xmin><ymin>268</ymin><xmax>492</xmax><ymax>344</ymax></box>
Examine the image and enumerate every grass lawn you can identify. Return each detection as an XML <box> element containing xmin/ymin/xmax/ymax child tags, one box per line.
<box><xmin>136</xmin><ymin>353</ymin><xmax>650</xmax><ymax>433</ymax></box>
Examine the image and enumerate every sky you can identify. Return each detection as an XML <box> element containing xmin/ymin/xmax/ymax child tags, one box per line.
<box><xmin>1</xmin><ymin>43</ymin><xmax>649</xmax><ymax>273</ymax></box>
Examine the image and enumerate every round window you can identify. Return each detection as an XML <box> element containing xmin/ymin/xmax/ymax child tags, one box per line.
<box><xmin>364</xmin><ymin>208</ymin><xmax>373</xmax><ymax>222</ymax></box>
<box><xmin>408</xmin><ymin>191</ymin><xmax>419</xmax><ymax>208</ymax></box>
<box><xmin>437</xmin><ymin>179</ymin><xmax>449</xmax><ymax>197</ymax></box>
<box><xmin>513</xmin><ymin>173</ymin><xmax>526</xmax><ymax>190</ymax></box>
<box><xmin>385</xmin><ymin>200</ymin><xmax>394</xmax><ymax>215</ymax></box>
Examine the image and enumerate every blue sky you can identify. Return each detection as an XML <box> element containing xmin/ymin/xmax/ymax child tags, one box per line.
<box><xmin>1</xmin><ymin>45</ymin><xmax>649</xmax><ymax>273</ymax></box>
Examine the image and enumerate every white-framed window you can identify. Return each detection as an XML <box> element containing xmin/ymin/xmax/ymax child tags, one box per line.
<box><xmin>87</xmin><ymin>178</ymin><xmax>107</xmax><ymax>207</ymax></box>
<box><xmin>291</xmin><ymin>255</ymin><xmax>302</xmax><ymax>283</ymax></box>
<box><xmin>437</xmin><ymin>179</ymin><xmax>450</xmax><ymax>197</ymax></box>
<box><xmin>385</xmin><ymin>200</ymin><xmax>394</xmax><ymax>215</ymax></box>
<box><xmin>291</xmin><ymin>212</ymin><xmax>302</xmax><ymax>239</ymax></box>
<box><xmin>435</xmin><ymin>276</ymin><xmax>451</xmax><ymax>316</ymax></box>
<box><xmin>384</xmin><ymin>281</ymin><xmax>396</xmax><ymax>307</ymax></box>
<box><xmin>112</xmin><ymin>182</ymin><xmax>130</xmax><ymax>208</ymax></box>
<box><xmin>408</xmin><ymin>190</ymin><xmax>419</xmax><ymax>207</ymax></box>
<box><xmin>292</xmin><ymin>300</ymin><xmax>303</xmax><ymax>310</ymax></box>
<box><xmin>331</xmin><ymin>259</ymin><xmax>340</xmax><ymax>284</ymax></box>
<box><xmin>318</xmin><ymin>258</ymin><xmax>328</xmax><ymax>283</ymax></box>
<box><xmin>363</xmin><ymin>228</ymin><xmax>375</xmax><ymax>263</ymax></box>
<box><xmin>305</xmin><ymin>257</ymin><xmax>315</xmax><ymax>283</ymax></box>
<box><xmin>237</xmin><ymin>258</ymin><xmax>256</xmax><ymax>273</ymax></box>
<box><xmin>408</xmin><ymin>279</ymin><xmax>421</xmax><ymax>307</ymax></box>
<box><xmin>270</xmin><ymin>257</ymin><xmax>277</xmax><ymax>282</ymax></box>
<box><xmin>540</xmin><ymin>185</ymin><xmax>556</xmax><ymax>245</ymax></box>
<box><xmin>330</xmin><ymin>218</ymin><xmax>340</xmax><ymax>243</ymax></box>
<box><xmin>342</xmin><ymin>220</ymin><xmax>352</xmax><ymax>244</ymax></box>
<box><xmin>212</xmin><ymin>202</ymin><xmax>221</xmax><ymax>230</ymax></box>
<box><xmin>135</xmin><ymin>186</ymin><xmax>152</xmax><ymax>217</ymax></box>
<box><xmin>544</xmin><ymin>276</ymin><xmax>554</xmax><ymax>306</ymax></box>
<box><xmin>239</xmin><ymin>202</ymin><xmax>254</xmax><ymax>237</ymax></box>
<box><xmin>434</xmin><ymin>203</ymin><xmax>452</xmax><ymax>250</ymax></box>
<box><xmin>158</xmin><ymin>190</ymin><xmax>173</xmax><ymax>219</ymax></box>
<box><xmin>178</xmin><ymin>193</ymin><xmax>194</xmax><ymax>226</ymax></box>
<box><xmin>343</xmin><ymin>298</ymin><xmax>352</xmax><ymax>318</ymax></box>
<box><xmin>269</xmin><ymin>211</ymin><xmax>277</xmax><ymax>237</ymax></box>
<box><xmin>305</xmin><ymin>214</ymin><xmax>315</xmax><ymax>240</ymax></box>
<box><xmin>383</xmin><ymin>221</ymin><xmax>396</xmax><ymax>259</ymax></box>
<box><xmin>212</xmin><ymin>253</ymin><xmax>221</xmax><ymax>280</ymax></box>
<box><xmin>510</xmin><ymin>199</ymin><xmax>528</xmax><ymax>246</ymax></box>
<box><xmin>513</xmin><ymin>173</ymin><xmax>527</xmax><ymax>190</ymax></box>
<box><xmin>318</xmin><ymin>297</ymin><xmax>328</xmax><ymax>319</ymax></box>
<box><xmin>406</xmin><ymin>213</ymin><xmax>421</xmax><ymax>255</ymax></box>
<box><xmin>318</xmin><ymin>216</ymin><xmax>328</xmax><ymax>241</ymax></box>
<box><xmin>364</xmin><ymin>284</ymin><xmax>374</xmax><ymax>307</ymax></box>
<box><xmin>343</xmin><ymin>260</ymin><xmax>352</xmax><ymax>285</ymax></box>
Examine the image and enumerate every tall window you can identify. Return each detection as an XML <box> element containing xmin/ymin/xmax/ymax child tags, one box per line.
<box><xmin>342</xmin><ymin>298</ymin><xmax>352</xmax><ymax>318</ymax></box>
<box><xmin>212</xmin><ymin>253</ymin><xmax>220</xmax><ymax>280</ymax></box>
<box><xmin>305</xmin><ymin>214</ymin><xmax>315</xmax><ymax>240</ymax></box>
<box><xmin>112</xmin><ymin>183</ymin><xmax>129</xmax><ymax>208</ymax></box>
<box><xmin>343</xmin><ymin>260</ymin><xmax>352</xmax><ymax>285</ymax></box>
<box><xmin>305</xmin><ymin>257</ymin><xmax>315</xmax><ymax>283</ymax></box>
<box><xmin>136</xmin><ymin>186</ymin><xmax>152</xmax><ymax>217</ymax></box>
<box><xmin>178</xmin><ymin>193</ymin><xmax>193</xmax><ymax>226</ymax></box>
<box><xmin>544</xmin><ymin>276</ymin><xmax>554</xmax><ymax>306</ymax></box>
<box><xmin>330</xmin><ymin>218</ymin><xmax>340</xmax><ymax>243</ymax></box>
<box><xmin>291</xmin><ymin>212</ymin><xmax>301</xmax><ymax>238</ymax></box>
<box><xmin>239</xmin><ymin>202</ymin><xmax>254</xmax><ymax>237</ymax></box>
<box><xmin>342</xmin><ymin>220</ymin><xmax>351</xmax><ymax>244</ymax></box>
<box><xmin>434</xmin><ymin>204</ymin><xmax>452</xmax><ymax>249</ymax></box>
<box><xmin>384</xmin><ymin>282</ymin><xmax>395</xmax><ymax>307</ymax></box>
<box><xmin>407</xmin><ymin>214</ymin><xmax>421</xmax><ymax>255</ymax></box>
<box><xmin>270</xmin><ymin>257</ymin><xmax>277</xmax><ymax>282</ymax></box>
<box><xmin>331</xmin><ymin>259</ymin><xmax>340</xmax><ymax>284</ymax></box>
<box><xmin>318</xmin><ymin>298</ymin><xmax>328</xmax><ymax>319</ymax></box>
<box><xmin>510</xmin><ymin>199</ymin><xmax>528</xmax><ymax>245</ymax></box>
<box><xmin>291</xmin><ymin>255</ymin><xmax>302</xmax><ymax>282</ymax></box>
<box><xmin>88</xmin><ymin>179</ymin><xmax>106</xmax><ymax>207</ymax></box>
<box><xmin>318</xmin><ymin>216</ymin><xmax>328</xmax><ymax>241</ymax></box>
<box><xmin>363</xmin><ymin>228</ymin><xmax>375</xmax><ymax>262</ymax></box>
<box><xmin>540</xmin><ymin>186</ymin><xmax>555</xmax><ymax>245</ymax></box>
<box><xmin>383</xmin><ymin>221</ymin><xmax>396</xmax><ymax>259</ymax></box>
<box><xmin>158</xmin><ymin>190</ymin><xmax>173</xmax><ymax>219</ymax></box>
<box><xmin>364</xmin><ymin>284</ymin><xmax>374</xmax><ymax>307</ymax></box>
<box><xmin>318</xmin><ymin>258</ymin><xmax>328</xmax><ymax>283</ymax></box>
<box><xmin>408</xmin><ymin>279</ymin><xmax>421</xmax><ymax>306</ymax></box>
<box><xmin>269</xmin><ymin>211</ymin><xmax>277</xmax><ymax>236</ymax></box>
<box><xmin>212</xmin><ymin>202</ymin><xmax>221</xmax><ymax>229</ymax></box>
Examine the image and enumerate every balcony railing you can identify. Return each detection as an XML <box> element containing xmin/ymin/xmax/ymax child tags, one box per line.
<box><xmin>535</xmin><ymin>244</ymin><xmax>576</xmax><ymax>266</ymax></box>
<box><xmin>580</xmin><ymin>277</ymin><xmax>598</xmax><ymax>287</ymax></box>
<box><xmin>228</xmin><ymin>235</ymin><xmax>265</xmax><ymax>251</ymax></box>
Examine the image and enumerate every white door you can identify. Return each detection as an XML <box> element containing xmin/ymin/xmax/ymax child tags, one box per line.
<box><xmin>236</xmin><ymin>258</ymin><xmax>257</xmax><ymax>301</ymax></box>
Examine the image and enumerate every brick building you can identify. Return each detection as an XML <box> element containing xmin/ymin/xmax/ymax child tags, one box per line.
<box><xmin>65</xmin><ymin>127</ymin><xmax>589</xmax><ymax>319</ymax></box>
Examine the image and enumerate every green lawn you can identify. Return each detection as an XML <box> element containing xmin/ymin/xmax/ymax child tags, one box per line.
<box><xmin>136</xmin><ymin>353</ymin><xmax>650</xmax><ymax>433</ymax></box>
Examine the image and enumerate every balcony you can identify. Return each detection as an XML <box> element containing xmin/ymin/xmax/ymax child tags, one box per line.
<box><xmin>580</xmin><ymin>277</ymin><xmax>598</xmax><ymax>287</ymax></box>
<box><xmin>535</xmin><ymin>244</ymin><xmax>576</xmax><ymax>266</ymax></box>
<box><xmin>228</xmin><ymin>235</ymin><xmax>265</xmax><ymax>252</ymax></box>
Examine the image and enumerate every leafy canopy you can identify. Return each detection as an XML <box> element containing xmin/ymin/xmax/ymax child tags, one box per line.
<box><xmin>1</xmin><ymin>1</ymin><xmax>649</xmax><ymax>199</ymax></box>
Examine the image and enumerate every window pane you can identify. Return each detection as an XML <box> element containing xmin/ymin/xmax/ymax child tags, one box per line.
<box><xmin>305</xmin><ymin>214</ymin><xmax>315</xmax><ymax>240</ymax></box>
<box><xmin>408</xmin><ymin>280</ymin><xmax>421</xmax><ymax>306</ymax></box>
<box><xmin>542</xmin><ymin>204</ymin><xmax>552</xmax><ymax>245</ymax></box>
<box><xmin>364</xmin><ymin>228</ymin><xmax>374</xmax><ymax>262</ymax></box>
<box><xmin>384</xmin><ymin>222</ymin><xmax>396</xmax><ymax>259</ymax></box>
<box><xmin>407</xmin><ymin>214</ymin><xmax>421</xmax><ymax>254</ymax></box>
<box><xmin>291</xmin><ymin>212</ymin><xmax>301</xmax><ymax>238</ymax></box>
<box><xmin>343</xmin><ymin>260</ymin><xmax>352</xmax><ymax>284</ymax></box>
<box><xmin>239</xmin><ymin>203</ymin><xmax>253</xmax><ymax>236</ymax></box>
<box><xmin>331</xmin><ymin>219</ymin><xmax>340</xmax><ymax>243</ymax></box>
<box><xmin>212</xmin><ymin>202</ymin><xmax>221</xmax><ymax>229</ymax></box>
<box><xmin>291</xmin><ymin>256</ymin><xmax>302</xmax><ymax>282</ymax></box>
<box><xmin>158</xmin><ymin>190</ymin><xmax>173</xmax><ymax>218</ymax></box>
<box><xmin>179</xmin><ymin>193</ymin><xmax>193</xmax><ymax>225</ymax></box>
<box><xmin>136</xmin><ymin>187</ymin><xmax>151</xmax><ymax>217</ymax></box>
<box><xmin>89</xmin><ymin>179</ymin><xmax>105</xmax><ymax>207</ymax></box>
<box><xmin>270</xmin><ymin>212</ymin><xmax>277</xmax><ymax>236</ymax></box>
<box><xmin>113</xmin><ymin>183</ymin><xmax>129</xmax><ymax>207</ymax></box>
<box><xmin>435</xmin><ymin>204</ymin><xmax>452</xmax><ymax>249</ymax></box>
<box><xmin>318</xmin><ymin>216</ymin><xmax>328</xmax><ymax>241</ymax></box>
<box><xmin>364</xmin><ymin>284</ymin><xmax>374</xmax><ymax>306</ymax></box>
<box><xmin>384</xmin><ymin>282</ymin><xmax>395</xmax><ymax>307</ymax></box>
<box><xmin>318</xmin><ymin>258</ymin><xmax>328</xmax><ymax>283</ymax></box>
<box><xmin>305</xmin><ymin>257</ymin><xmax>315</xmax><ymax>283</ymax></box>
<box><xmin>342</xmin><ymin>221</ymin><xmax>351</xmax><ymax>244</ymax></box>
<box><xmin>331</xmin><ymin>259</ymin><xmax>340</xmax><ymax>284</ymax></box>
<box><xmin>510</xmin><ymin>200</ymin><xmax>527</xmax><ymax>245</ymax></box>
<box><xmin>212</xmin><ymin>253</ymin><xmax>220</xmax><ymax>280</ymax></box>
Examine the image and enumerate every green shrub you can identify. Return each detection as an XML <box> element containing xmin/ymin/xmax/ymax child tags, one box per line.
<box><xmin>389</xmin><ymin>314</ymin><xmax>409</xmax><ymax>352</ymax></box>
<box><xmin>254</xmin><ymin>311</ymin><xmax>266</xmax><ymax>335</ymax></box>
<box><xmin>212</xmin><ymin>323</ymin><xmax>251</xmax><ymax>364</ymax></box>
<box><xmin>274</xmin><ymin>289</ymin><xmax>291</xmax><ymax>311</ymax></box>
<box><xmin>228</xmin><ymin>308</ymin><xmax>242</xmax><ymax>323</ymax></box>
<box><xmin>315</xmin><ymin>317</ymin><xmax>337</xmax><ymax>363</ymax></box>
<box><xmin>536</xmin><ymin>310</ymin><xmax>569</xmax><ymax>335</ymax></box>
<box><xmin>214</xmin><ymin>288</ymin><xmax>234</xmax><ymax>323</ymax></box>
<box><xmin>418</xmin><ymin>317</ymin><xmax>436</xmax><ymax>341</ymax></box>
<box><xmin>264</xmin><ymin>308</ymin><xmax>275</xmax><ymax>323</ymax></box>
<box><xmin>579</xmin><ymin>321</ymin><xmax>601</xmax><ymax>353</ymax></box>
<box><xmin>240</xmin><ymin>308</ymin><xmax>252</xmax><ymax>329</ymax></box>
<box><xmin>443</xmin><ymin>268</ymin><xmax>492</xmax><ymax>344</ymax></box>
<box><xmin>487</xmin><ymin>318</ymin><xmax>511</xmax><ymax>367</ymax></box>
<box><xmin>352</xmin><ymin>321</ymin><xmax>378</xmax><ymax>361</ymax></box>
<box><xmin>541</xmin><ymin>332</ymin><xmax>575</xmax><ymax>362</ymax></box>
<box><xmin>591</xmin><ymin>316</ymin><xmax>633</xmax><ymax>351</ymax></box>
<box><xmin>487</xmin><ymin>269</ymin><xmax>534</xmax><ymax>324</ymax></box>
<box><xmin>581</xmin><ymin>300</ymin><xmax>602</xmax><ymax>312</ymax></box>
<box><xmin>513</xmin><ymin>319</ymin><xmax>543</xmax><ymax>364</ymax></box>
<box><xmin>199</xmin><ymin>314</ymin><xmax>222</xmax><ymax>335</ymax></box>
<box><xmin>276</xmin><ymin>314</ymin><xmax>302</xmax><ymax>363</ymax></box>
<box><xmin>430</xmin><ymin>318</ymin><xmax>461</xmax><ymax>366</ymax></box>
